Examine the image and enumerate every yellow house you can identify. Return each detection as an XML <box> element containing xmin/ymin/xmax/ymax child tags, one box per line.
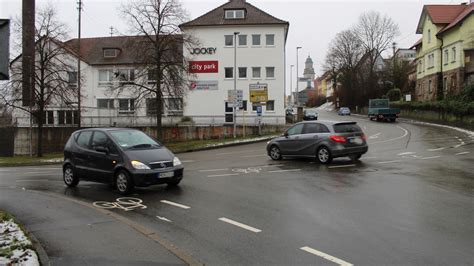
<box><xmin>413</xmin><ymin>3</ymin><xmax>474</xmax><ymax>101</ymax></box>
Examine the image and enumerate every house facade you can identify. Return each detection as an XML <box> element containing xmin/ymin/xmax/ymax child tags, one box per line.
<box><xmin>180</xmin><ymin>0</ymin><xmax>289</xmax><ymax>125</ymax></box>
<box><xmin>413</xmin><ymin>3</ymin><xmax>474</xmax><ymax>101</ymax></box>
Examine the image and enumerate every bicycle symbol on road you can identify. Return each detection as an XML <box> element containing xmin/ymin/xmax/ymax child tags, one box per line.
<box><xmin>93</xmin><ymin>197</ymin><xmax>147</xmax><ymax>211</ymax></box>
<box><xmin>232</xmin><ymin>167</ymin><xmax>262</xmax><ymax>174</ymax></box>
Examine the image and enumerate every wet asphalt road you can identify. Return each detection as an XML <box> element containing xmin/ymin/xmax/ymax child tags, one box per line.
<box><xmin>1</xmin><ymin>110</ymin><xmax>473</xmax><ymax>265</ymax></box>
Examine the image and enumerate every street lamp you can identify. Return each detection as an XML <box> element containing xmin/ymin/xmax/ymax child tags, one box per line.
<box><xmin>296</xmin><ymin>46</ymin><xmax>302</xmax><ymax>107</ymax></box>
<box><xmin>233</xmin><ymin>32</ymin><xmax>239</xmax><ymax>138</ymax></box>
<box><xmin>290</xmin><ymin>65</ymin><xmax>294</xmax><ymax>107</ymax></box>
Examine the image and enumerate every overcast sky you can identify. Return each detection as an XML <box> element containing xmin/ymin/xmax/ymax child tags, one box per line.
<box><xmin>0</xmin><ymin>0</ymin><xmax>466</xmax><ymax>93</ymax></box>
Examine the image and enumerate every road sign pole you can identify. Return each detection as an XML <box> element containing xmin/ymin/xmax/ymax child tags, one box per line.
<box><xmin>233</xmin><ymin>32</ymin><xmax>239</xmax><ymax>138</ymax></box>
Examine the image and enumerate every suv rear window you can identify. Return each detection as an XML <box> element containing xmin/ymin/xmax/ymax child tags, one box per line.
<box><xmin>333</xmin><ymin>123</ymin><xmax>362</xmax><ymax>133</ymax></box>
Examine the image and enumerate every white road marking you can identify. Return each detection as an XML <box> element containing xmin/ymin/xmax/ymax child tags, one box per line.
<box><xmin>198</xmin><ymin>168</ymin><xmax>229</xmax><ymax>172</ymax></box>
<box><xmin>181</xmin><ymin>160</ymin><xmax>195</xmax><ymax>163</ymax></box>
<box><xmin>267</xmin><ymin>169</ymin><xmax>301</xmax><ymax>173</ymax></box>
<box><xmin>216</xmin><ymin>150</ymin><xmax>257</xmax><ymax>155</ymax></box>
<box><xmin>300</xmin><ymin>246</ymin><xmax>353</xmax><ymax>266</ymax></box>
<box><xmin>207</xmin><ymin>173</ymin><xmax>240</xmax><ymax>177</ymax></box>
<box><xmin>328</xmin><ymin>164</ymin><xmax>356</xmax><ymax>169</ymax></box>
<box><xmin>427</xmin><ymin>148</ymin><xmax>445</xmax><ymax>152</ymax></box>
<box><xmin>377</xmin><ymin>160</ymin><xmax>402</xmax><ymax>164</ymax></box>
<box><xmin>369</xmin><ymin>132</ymin><xmax>381</xmax><ymax>139</ymax></box>
<box><xmin>397</xmin><ymin>152</ymin><xmax>416</xmax><ymax>156</ymax></box>
<box><xmin>362</xmin><ymin>156</ymin><xmax>377</xmax><ymax>159</ymax></box>
<box><xmin>455</xmin><ymin>151</ymin><xmax>470</xmax><ymax>155</ymax></box>
<box><xmin>156</xmin><ymin>216</ymin><xmax>172</xmax><ymax>223</ymax></box>
<box><xmin>160</xmin><ymin>200</ymin><xmax>191</xmax><ymax>209</ymax></box>
<box><xmin>218</xmin><ymin>217</ymin><xmax>261</xmax><ymax>233</ymax></box>
<box><xmin>421</xmin><ymin>156</ymin><xmax>441</xmax><ymax>160</ymax></box>
<box><xmin>370</xmin><ymin>126</ymin><xmax>409</xmax><ymax>144</ymax></box>
<box><xmin>241</xmin><ymin>154</ymin><xmax>267</xmax><ymax>158</ymax></box>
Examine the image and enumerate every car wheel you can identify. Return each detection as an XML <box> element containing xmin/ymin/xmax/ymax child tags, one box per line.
<box><xmin>350</xmin><ymin>154</ymin><xmax>362</xmax><ymax>161</ymax></box>
<box><xmin>115</xmin><ymin>170</ymin><xmax>134</xmax><ymax>195</ymax></box>
<box><xmin>390</xmin><ymin>118</ymin><xmax>396</xmax><ymax>122</ymax></box>
<box><xmin>317</xmin><ymin>146</ymin><xmax>332</xmax><ymax>164</ymax></box>
<box><xmin>63</xmin><ymin>164</ymin><xmax>79</xmax><ymax>187</ymax></box>
<box><xmin>167</xmin><ymin>178</ymin><xmax>182</xmax><ymax>187</ymax></box>
<box><xmin>269</xmin><ymin>145</ymin><xmax>282</xmax><ymax>160</ymax></box>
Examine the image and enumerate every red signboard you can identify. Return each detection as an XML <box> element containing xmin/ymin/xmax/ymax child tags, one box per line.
<box><xmin>189</xmin><ymin>61</ymin><xmax>218</xmax><ymax>73</ymax></box>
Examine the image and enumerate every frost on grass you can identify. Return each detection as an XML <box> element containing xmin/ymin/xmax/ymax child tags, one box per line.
<box><xmin>0</xmin><ymin>219</ymin><xmax>39</xmax><ymax>266</ymax></box>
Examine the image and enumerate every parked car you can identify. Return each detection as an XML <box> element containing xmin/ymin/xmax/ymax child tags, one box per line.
<box><xmin>266</xmin><ymin>121</ymin><xmax>368</xmax><ymax>164</ymax></box>
<box><xmin>338</xmin><ymin>107</ymin><xmax>351</xmax><ymax>116</ymax></box>
<box><xmin>303</xmin><ymin>109</ymin><xmax>318</xmax><ymax>120</ymax></box>
<box><xmin>63</xmin><ymin>128</ymin><xmax>184</xmax><ymax>194</ymax></box>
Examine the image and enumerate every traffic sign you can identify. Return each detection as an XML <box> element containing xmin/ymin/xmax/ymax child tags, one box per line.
<box><xmin>228</xmin><ymin>89</ymin><xmax>243</xmax><ymax>108</ymax></box>
<box><xmin>256</xmin><ymin>105</ymin><xmax>262</xmax><ymax>116</ymax></box>
<box><xmin>249</xmin><ymin>83</ymin><xmax>268</xmax><ymax>103</ymax></box>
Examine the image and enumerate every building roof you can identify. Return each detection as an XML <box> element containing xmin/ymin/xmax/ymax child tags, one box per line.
<box><xmin>438</xmin><ymin>3</ymin><xmax>474</xmax><ymax>35</ymax></box>
<box><xmin>410</xmin><ymin>38</ymin><xmax>422</xmax><ymax>49</ymax></box>
<box><xmin>63</xmin><ymin>35</ymin><xmax>182</xmax><ymax>65</ymax></box>
<box><xmin>180</xmin><ymin>0</ymin><xmax>288</xmax><ymax>28</ymax></box>
<box><xmin>416</xmin><ymin>3</ymin><xmax>471</xmax><ymax>34</ymax></box>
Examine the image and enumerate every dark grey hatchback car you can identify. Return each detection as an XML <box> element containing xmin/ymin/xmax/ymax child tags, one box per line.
<box><xmin>266</xmin><ymin>121</ymin><xmax>368</xmax><ymax>163</ymax></box>
<box><xmin>63</xmin><ymin>128</ymin><xmax>184</xmax><ymax>194</ymax></box>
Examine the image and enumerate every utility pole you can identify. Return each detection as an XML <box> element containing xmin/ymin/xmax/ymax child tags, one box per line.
<box><xmin>110</xmin><ymin>26</ymin><xmax>114</xmax><ymax>37</ymax></box>
<box><xmin>77</xmin><ymin>0</ymin><xmax>82</xmax><ymax>128</ymax></box>
<box><xmin>296</xmin><ymin>46</ymin><xmax>302</xmax><ymax>107</ymax></box>
<box><xmin>233</xmin><ymin>32</ymin><xmax>239</xmax><ymax>138</ymax></box>
<box><xmin>290</xmin><ymin>65</ymin><xmax>294</xmax><ymax>106</ymax></box>
<box><xmin>22</xmin><ymin>0</ymin><xmax>35</xmax><ymax>156</ymax></box>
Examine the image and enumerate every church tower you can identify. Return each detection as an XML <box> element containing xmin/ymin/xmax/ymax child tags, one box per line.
<box><xmin>303</xmin><ymin>55</ymin><xmax>315</xmax><ymax>80</ymax></box>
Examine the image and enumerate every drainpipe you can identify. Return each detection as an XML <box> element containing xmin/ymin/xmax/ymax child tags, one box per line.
<box><xmin>436</xmin><ymin>35</ymin><xmax>444</xmax><ymax>101</ymax></box>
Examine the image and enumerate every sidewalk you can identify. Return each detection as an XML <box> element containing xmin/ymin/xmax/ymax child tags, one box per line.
<box><xmin>0</xmin><ymin>187</ymin><xmax>189</xmax><ymax>266</ymax></box>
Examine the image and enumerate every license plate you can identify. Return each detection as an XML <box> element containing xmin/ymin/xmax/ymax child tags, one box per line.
<box><xmin>157</xmin><ymin>171</ymin><xmax>174</xmax><ymax>178</ymax></box>
<box><xmin>350</xmin><ymin>137</ymin><xmax>363</xmax><ymax>144</ymax></box>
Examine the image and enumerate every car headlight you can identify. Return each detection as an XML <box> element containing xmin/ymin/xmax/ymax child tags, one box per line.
<box><xmin>131</xmin><ymin>160</ymin><xmax>150</xmax><ymax>170</ymax></box>
<box><xmin>173</xmin><ymin>156</ymin><xmax>182</xmax><ymax>166</ymax></box>
<box><xmin>266</xmin><ymin>141</ymin><xmax>270</xmax><ymax>144</ymax></box>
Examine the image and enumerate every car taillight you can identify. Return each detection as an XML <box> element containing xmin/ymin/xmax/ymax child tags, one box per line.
<box><xmin>361</xmin><ymin>134</ymin><xmax>367</xmax><ymax>141</ymax></box>
<box><xmin>330</xmin><ymin>135</ymin><xmax>346</xmax><ymax>143</ymax></box>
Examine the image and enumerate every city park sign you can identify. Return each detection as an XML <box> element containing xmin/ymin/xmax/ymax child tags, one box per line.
<box><xmin>190</xmin><ymin>47</ymin><xmax>217</xmax><ymax>55</ymax></box>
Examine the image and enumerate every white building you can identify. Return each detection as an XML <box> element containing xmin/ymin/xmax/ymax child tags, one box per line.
<box><xmin>180</xmin><ymin>0</ymin><xmax>289</xmax><ymax>125</ymax></box>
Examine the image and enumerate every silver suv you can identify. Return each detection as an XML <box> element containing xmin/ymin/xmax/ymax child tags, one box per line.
<box><xmin>266</xmin><ymin>121</ymin><xmax>368</xmax><ymax>164</ymax></box>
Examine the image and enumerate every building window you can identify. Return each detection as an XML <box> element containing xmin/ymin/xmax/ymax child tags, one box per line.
<box><xmin>427</xmin><ymin>29</ymin><xmax>431</xmax><ymax>44</ymax></box>
<box><xmin>57</xmin><ymin>110</ymin><xmax>77</xmax><ymax>125</ymax></box>
<box><xmin>238</xmin><ymin>67</ymin><xmax>247</xmax><ymax>78</ymax></box>
<box><xmin>452</xmin><ymin>47</ymin><xmax>456</xmax><ymax>63</ymax></box>
<box><xmin>167</xmin><ymin>98</ymin><xmax>183</xmax><ymax>116</ymax></box>
<box><xmin>252</xmin><ymin>34</ymin><xmax>261</xmax><ymax>46</ymax></box>
<box><xmin>98</xmin><ymin>69</ymin><xmax>114</xmax><ymax>85</ymax></box>
<box><xmin>43</xmin><ymin>111</ymin><xmax>54</xmax><ymax>125</ymax></box>
<box><xmin>97</xmin><ymin>99</ymin><xmax>114</xmax><ymax>109</ymax></box>
<box><xmin>266</xmin><ymin>34</ymin><xmax>275</xmax><ymax>46</ymax></box>
<box><xmin>225</xmin><ymin>67</ymin><xmax>233</xmax><ymax>79</ymax></box>
<box><xmin>444</xmin><ymin>50</ymin><xmax>449</xmax><ymax>65</ymax></box>
<box><xmin>225</xmin><ymin>9</ymin><xmax>245</xmax><ymax>19</ymax></box>
<box><xmin>225</xmin><ymin>35</ymin><xmax>233</xmax><ymax>46</ymax></box>
<box><xmin>428</xmin><ymin>80</ymin><xmax>432</xmax><ymax>93</ymax></box>
<box><xmin>146</xmin><ymin>98</ymin><xmax>163</xmax><ymax>116</ymax></box>
<box><xmin>118</xmin><ymin>99</ymin><xmax>135</xmax><ymax>114</ymax></box>
<box><xmin>266</xmin><ymin>67</ymin><xmax>275</xmax><ymax>78</ymax></box>
<box><xmin>252</xmin><ymin>67</ymin><xmax>261</xmax><ymax>78</ymax></box>
<box><xmin>147</xmin><ymin>69</ymin><xmax>157</xmax><ymax>84</ymax></box>
<box><xmin>266</xmin><ymin>100</ymin><xmax>274</xmax><ymax>111</ymax></box>
<box><xmin>68</xmin><ymin>71</ymin><xmax>77</xmax><ymax>87</ymax></box>
<box><xmin>238</xmin><ymin>35</ymin><xmax>247</xmax><ymax>46</ymax></box>
<box><xmin>103</xmin><ymin>48</ymin><xmax>118</xmax><ymax>58</ymax></box>
<box><xmin>239</xmin><ymin>100</ymin><xmax>247</xmax><ymax>111</ymax></box>
<box><xmin>114</xmin><ymin>69</ymin><xmax>135</xmax><ymax>83</ymax></box>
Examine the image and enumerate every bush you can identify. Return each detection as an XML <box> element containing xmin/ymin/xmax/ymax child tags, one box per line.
<box><xmin>386</xmin><ymin>88</ymin><xmax>402</xmax><ymax>102</ymax></box>
<box><xmin>181</xmin><ymin>116</ymin><xmax>193</xmax><ymax>123</ymax></box>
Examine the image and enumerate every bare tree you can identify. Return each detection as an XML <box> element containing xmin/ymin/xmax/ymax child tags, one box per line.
<box><xmin>354</xmin><ymin>11</ymin><xmax>399</xmax><ymax>99</ymax></box>
<box><xmin>2</xmin><ymin>5</ymin><xmax>78</xmax><ymax>157</ymax></box>
<box><xmin>119</xmin><ymin>0</ymin><xmax>196</xmax><ymax>141</ymax></box>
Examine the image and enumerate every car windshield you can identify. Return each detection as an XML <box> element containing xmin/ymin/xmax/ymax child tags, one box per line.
<box><xmin>333</xmin><ymin>123</ymin><xmax>362</xmax><ymax>133</ymax></box>
<box><xmin>109</xmin><ymin>130</ymin><xmax>160</xmax><ymax>149</ymax></box>
<box><xmin>305</xmin><ymin>110</ymin><xmax>317</xmax><ymax>115</ymax></box>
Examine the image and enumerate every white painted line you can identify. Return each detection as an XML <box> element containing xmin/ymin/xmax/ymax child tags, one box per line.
<box><xmin>397</xmin><ymin>152</ymin><xmax>416</xmax><ymax>156</ymax></box>
<box><xmin>160</xmin><ymin>200</ymin><xmax>191</xmax><ymax>209</ymax></box>
<box><xmin>218</xmin><ymin>217</ymin><xmax>261</xmax><ymax>233</ymax></box>
<box><xmin>207</xmin><ymin>173</ymin><xmax>240</xmax><ymax>177</ymax></box>
<box><xmin>328</xmin><ymin>164</ymin><xmax>356</xmax><ymax>169</ymax></box>
<box><xmin>369</xmin><ymin>132</ymin><xmax>381</xmax><ymax>139</ymax></box>
<box><xmin>198</xmin><ymin>168</ymin><xmax>229</xmax><ymax>172</ymax></box>
<box><xmin>300</xmin><ymin>246</ymin><xmax>353</xmax><ymax>266</ymax></box>
<box><xmin>370</xmin><ymin>126</ymin><xmax>409</xmax><ymax>144</ymax></box>
<box><xmin>421</xmin><ymin>156</ymin><xmax>441</xmax><ymax>160</ymax></box>
<box><xmin>260</xmin><ymin>164</ymin><xmax>285</xmax><ymax>168</ymax></box>
<box><xmin>377</xmin><ymin>160</ymin><xmax>402</xmax><ymax>164</ymax></box>
<box><xmin>362</xmin><ymin>156</ymin><xmax>377</xmax><ymax>159</ymax></box>
<box><xmin>267</xmin><ymin>169</ymin><xmax>301</xmax><ymax>173</ymax></box>
<box><xmin>455</xmin><ymin>151</ymin><xmax>469</xmax><ymax>155</ymax></box>
<box><xmin>427</xmin><ymin>148</ymin><xmax>445</xmax><ymax>152</ymax></box>
<box><xmin>241</xmin><ymin>154</ymin><xmax>267</xmax><ymax>158</ymax></box>
<box><xmin>156</xmin><ymin>216</ymin><xmax>172</xmax><ymax>223</ymax></box>
<box><xmin>181</xmin><ymin>160</ymin><xmax>195</xmax><ymax>163</ymax></box>
<box><xmin>216</xmin><ymin>150</ymin><xmax>257</xmax><ymax>155</ymax></box>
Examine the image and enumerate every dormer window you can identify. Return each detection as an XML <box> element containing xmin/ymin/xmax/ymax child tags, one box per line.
<box><xmin>225</xmin><ymin>9</ymin><xmax>245</xmax><ymax>19</ymax></box>
<box><xmin>103</xmin><ymin>48</ymin><xmax>119</xmax><ymax>58</ymax></box>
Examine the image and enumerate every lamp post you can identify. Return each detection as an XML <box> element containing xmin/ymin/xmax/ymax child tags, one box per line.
<box><xmin>290</xmin><ymin>65</ymin><xmax>294</xmax><ymax>107</ymax></box>
<box><xmin>296</xmin><ymin>46</ymin><xmax>302</xmax><ymax>107</ymax></box>
<box><xmin>233</xmin><ymin>32</ymin><xmax>239</xmax><ymax>138</ymax></box>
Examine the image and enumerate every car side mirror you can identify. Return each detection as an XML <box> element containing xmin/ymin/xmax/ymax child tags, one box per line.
<box><xmin>95</xmin><ymin>146</ymin><xmax>109</xmax><ymax>154</ymax></box>
<box><xmin>283</xmin><ymin>132</ymin><xmax>289</xmax><ymax>138</ymax></box>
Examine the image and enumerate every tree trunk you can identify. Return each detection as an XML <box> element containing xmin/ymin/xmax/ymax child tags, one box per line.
<box><xmin>155</xmin><ymin>93</ymin><xmax>162</xmax><ymax>141</ymax></box>
<box><xmin>36</xmin><ymin>111</ymin><xmax>43</xmax><ymax>157</ymax></box>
